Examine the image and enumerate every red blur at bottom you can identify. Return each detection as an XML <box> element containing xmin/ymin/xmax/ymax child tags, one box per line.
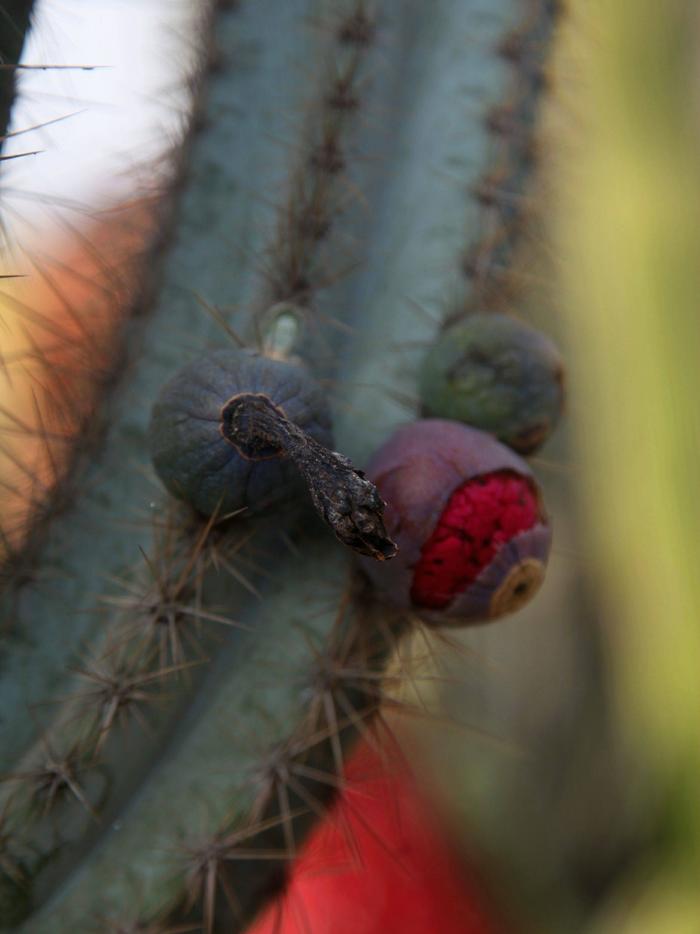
<box><xmin>247</xmin><ymin>740</ymin><xmax>508</xmax><ymax>934</ymax></box>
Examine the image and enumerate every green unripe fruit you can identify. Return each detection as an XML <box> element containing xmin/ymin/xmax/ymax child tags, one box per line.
<box><xmin>149</xmin><ymin>349</ymin><xmax>334</xmax><ymax>518</ymax></box>
<box><xmin>419</xmin><ymin>313</ymin><xmax>564</xmax><ymax>455</ymax></box>
<box><xmin>149</xmin><ymin>348</ymin><xmax>396</xmax><ymax>559</ymax></box>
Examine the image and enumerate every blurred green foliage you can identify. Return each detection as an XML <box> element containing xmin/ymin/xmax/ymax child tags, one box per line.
<box><xmin>555</xmin><ymin>1</ymin><xmax>700</xmax><ymax>929</ymax></box>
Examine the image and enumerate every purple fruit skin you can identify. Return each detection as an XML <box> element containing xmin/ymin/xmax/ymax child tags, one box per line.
<box><xmin>444</xmin><ymin>525</ymin><xmax>551</xmax><ymax>622</ymax></box>
<box><xmin>359</xmin><ymin>419</ymin><xmax>551</xmax><ymax>624</ymax></box>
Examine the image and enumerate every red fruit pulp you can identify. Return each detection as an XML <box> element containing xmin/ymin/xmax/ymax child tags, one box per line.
<box><xmin>411</xmin><ymin>470</ymin><xmax>540</xmax><ymax>609</ymax></box>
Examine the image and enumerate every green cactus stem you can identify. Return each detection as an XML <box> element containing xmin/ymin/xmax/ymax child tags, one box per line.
<box><xmin>412</xmin><ymin>0</ymin><xmax>564</xmax><ymax>456</ymax></box>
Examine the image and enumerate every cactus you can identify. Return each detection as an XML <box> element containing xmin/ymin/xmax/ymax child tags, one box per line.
<box><xmin>148</xmin><ymin>348</ymin><xmax>336</xmax><ymax>518</ymax></box>
<box><xmin>0</xmin><ymin>0</ymin><xmax>562</xmax><ymax>930</ymax></box>
<box><xmin>360</xmin><ymin>419</ymin><xmax>551</xmax><ymax>624</ymax></box>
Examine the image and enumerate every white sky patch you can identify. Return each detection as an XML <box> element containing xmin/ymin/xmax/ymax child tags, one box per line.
<box><xmin>0</xmin><ymin>0</ymin><xmax>198</xmax><ymax>244</ymax></box>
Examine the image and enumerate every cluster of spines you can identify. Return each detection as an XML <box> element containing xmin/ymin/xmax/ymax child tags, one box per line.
<box><xmin>148</xmin><ymin>584</ymin><xmax>408</xmax><ymax>933</ymax></box>
<box><xmin>0</xmin><ymin>500</ymin><xmax>255</xmax><ymax>910</ymax></box>
<box><xmin>0</xmin><ymin>25</ymin><xmax>229</xmax><ymax>891</ymax></box>
<box><xmin>454</xmin><ymin>0</ymin><xmax>563</xmax><ymax>320</ymax></box>
<box><xmin>0</xmin><ymin>214</ymin><xmax>143</xmax><ymax>593</ymax></box>
<box><xmin>252</xmin><ymin>0</ymin><xmax>376</xmax><ymax>346</ymax></box>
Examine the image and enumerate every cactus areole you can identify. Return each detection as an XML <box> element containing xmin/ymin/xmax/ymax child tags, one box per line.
<box><xmin>149</xmin><ymin>349</ymin><xmax>396</xmax><ymax>559</ymax></box>
<box><xmin>361</xmin><ymin>419</ymin><xmax>551</xmax><ymax>625</ymax></box>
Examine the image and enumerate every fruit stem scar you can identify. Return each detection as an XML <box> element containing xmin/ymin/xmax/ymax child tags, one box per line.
<box><xmin>220</xmin><ymin>393</ymin><xmax>397</xmax><ymax>561</ymax></box>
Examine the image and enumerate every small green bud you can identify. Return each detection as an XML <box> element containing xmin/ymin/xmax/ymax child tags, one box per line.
<box><xmin>420</xmin><ymin>313</ymin><xmax>564</xmax><ymax>455</ymax></box>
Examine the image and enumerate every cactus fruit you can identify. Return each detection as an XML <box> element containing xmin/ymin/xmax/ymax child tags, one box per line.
<box><xmin>150</xmin><ymin>349</ymin><xmax>333</xmax><ymax>518</ymax></box>
<box><xmin>149</xmin><ymin>348</ymin><xmax>396</xmax><ymax>559</ymax></box>
<box><xmin>420</xmin><ymin>313</ymin><xmax>565</xmax><ymax>455</ymax></box>
<box><xmin>360</xmin><ymin>419</ymin><xmax>551</xmax><ymax>625</ymax></box>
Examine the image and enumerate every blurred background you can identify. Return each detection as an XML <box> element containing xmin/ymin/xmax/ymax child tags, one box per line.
<box><xmin>1</xmin><ymin>1</ymin><xmax>699</xmax><ymax>932</ymax></box>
